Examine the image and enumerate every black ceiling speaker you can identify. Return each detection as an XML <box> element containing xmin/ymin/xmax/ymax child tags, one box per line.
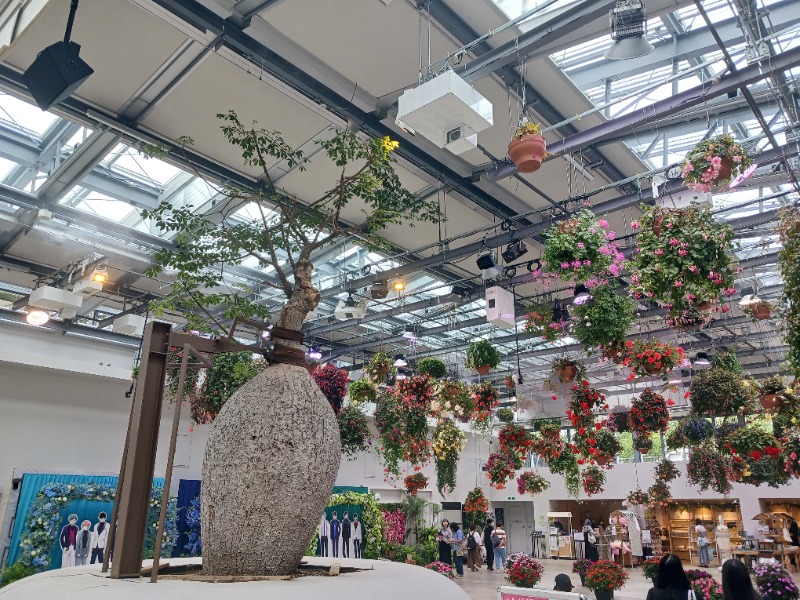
<box><xmin>23</xmin><ymin>0</ymin><xmax>93</xmax><ymax>111</ymax></box>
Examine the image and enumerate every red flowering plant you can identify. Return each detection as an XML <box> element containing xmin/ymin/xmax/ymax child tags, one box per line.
<box><xmin>531</xmin><ymin>431</ymin><xmax>565</xmax><ymax>461</ymax></box>
<box><xmin>629</xmin><ymin>388</ymin><xmax>670</xmax><ymax>436</ymax></box>
<box><xmin>506</xmin><ymin>555</ymin><xmax>545</xmax><ymax>588</ymax></box>
<box><xmin>517</xmin><ymin>471</ymin><xmax>551</xmax><ymax>496</ymax></box>
<box><xmin>575</xmin><ymin>427</ymin><xmax>620</xmax><ymax>466</ymax></box>
<box><xmin>464</xmin><ymin>487</ymin><xmax>490</xmax><ymax>529</ymax></box>
<box><xmin>338</xmin><ymin>404</ymin><xmax>371</xmax><ymax>459</ymax></box>
<box><xmin>654</xmin><ymin>459</ymin><xmax>681</xmax><ymax>483</ymax></box>
<box><xmin>622</xmin><ymin>338</ymin><xmax>686</xmax><ymax>381</ymax></box>
<box><xmin>607</xmin><ymin>405</ymin><xmax>631</xmax><ymax>433</ymax></box>
<box><xmin>312</xmin><ymin>363</ymin><xmax>350</xmax><ymax>415</ymax></box>
<box><xmin>584</xmin><ymin>560</ymin><xmax>629</xmax><ymax>591</ymax></box>
<box><xmin>524</xmin><ymin>303</ymin><xmax>569</xmax><ymax>342</ymax></box>
<box><xmin>374</xmin><ymin>389</ymin><xmax>431</xmax><ymax>481</ymax></box>
<box><xmin>432</xmin><ymin>379</ymin><xmax>473</xmax><ymax>422</ymax></box>
<box><xmin>626</xmin><ymin>488</ymin><xmax>651</xmax><ymax>507</ymax></box>
<box><xmin>782</xmin><ymin>427</ymin><xmax>800</xmax><ymax>478</ymax></box>
<box><xmin>566</xmin><ymin>380</ymin><xmax>609</xmax><ymax>430</ymax></box>
<box><xmin>404</xmin><ymin>472</ymin><xmax>428</xmax><ymax>495</ymax></box>
<box><xmin>647</xmin><ymin>480</ymin><xmax>673</xmax><ymax>507</ymax></box>
<box><xmin>471</xmin><ymin>382</ymin><xmax>500</xmax><ymax>429</ymax></box>
<box><xmin>723</xmin><ymin>425</ymin><xmax>787</xmax><ymax>487</ymax></box>
<box><xmin>499</xmin><ymin>423</ymin><xmax>533</xmax><ymax>458</ymax></box>
<box><xmin>485</xmin><ymin>450</ymin><xmax>521</xmax><ymax>489</ymax></box>
<box><xmin>687</xmin><ymin>442</ymin><xmax>733</xmax><ymax>494</ymax></box>
<box><xmin>573</xmin><ymin>558</ymin><xmax>596</xmax><ymax>579</ymax></box>
<box><xmin>581</xmin><ymin>465</ymin><xmax>606</xmax><ymax>496</ymax></box>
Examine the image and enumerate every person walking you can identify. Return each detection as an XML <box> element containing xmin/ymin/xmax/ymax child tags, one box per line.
<box><xmin>722</xmin><ymin>559</ymin><xmax>761</xmax><ymax>600</ymax></box>
<box><xmin>645</xmin><ymin>554</ymin><xmax>691</xmax><ymax>600</ymax></box>
<box><xmin>467</xmin><ymin>523</ymin><xmax>482</xmax><ymax>571</ymax></box>
<box><xmin>695</xmin><ymin>519</ymin><xmax>710</xmax><ymax>568</ymax></box>
<box><xmin>493</xmin><ymin>522</ymin><xmax>507</xmax><ymax>572</ymax></box>
<box><xmin>483</xmin><ymin>518</ymin><xmax>495</xmax><ymax>571</ymax></box>
<box><xmin>450</xmin><ymin>523</ymin><xmax>466</xmax><ymax>578</ymax></box>
<box><xmin>437</xmin><ymin>519</ymin><xmax>452</xmax><ymax>565</ymax></box>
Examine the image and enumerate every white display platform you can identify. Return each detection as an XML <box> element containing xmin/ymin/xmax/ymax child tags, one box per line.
<box><xmin>0</xmin><ymin>557</ymin><xmax>470</xmax><ymax>600</ymax></box>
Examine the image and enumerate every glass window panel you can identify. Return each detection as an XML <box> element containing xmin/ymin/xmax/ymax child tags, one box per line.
<box><xmin>0</xmin><ymin>93</ymin><xmax>59</xmax><ymax>138</ymax></box>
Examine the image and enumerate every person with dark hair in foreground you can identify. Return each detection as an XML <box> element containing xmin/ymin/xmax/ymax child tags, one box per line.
<box><xmin>646</xmin><ymin>554</ymin><xmax>692</xmax><ymax>600</ymax></box>
<box><xmin>722</xmin><ymin>559</ymin><xmax>761</xmax><ymax>600</ymax></box>
<box><xmin>554</xmin><ymin>573</ymin><xmax>574</xmax><ymax>592</ymax></box>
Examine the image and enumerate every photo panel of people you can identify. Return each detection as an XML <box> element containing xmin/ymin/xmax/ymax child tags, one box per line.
<box><xmin>319</xmin><ymin>505</ymin><xmax>364</xmax><ymax>559</ymax></box>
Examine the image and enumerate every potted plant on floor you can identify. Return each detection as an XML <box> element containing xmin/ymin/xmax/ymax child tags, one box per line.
<box><xmin>465</xmin><ymin>339</ymin><xmax>502</xmax><ymax>375</ymax></box>
<box><xmin>584</xmin><ymin>559</ymin><xmax>629</xmax><ymax>600</ymax></box>
<box><xmin>573</xmin><ymin>557</ymin><xmax>596</xmax><ymax>586</ymax></box>
<box><xmin>505</xmin><ymin>555</ymin><xmax>545</xmax><ymax>588</ymax></box>
<box><xmin>508</xmin><ymin>121</ymin><xmax>547</xmax><ymax>173</ymax></box>
<box><xmin>641</xmin><ymin>557</ymin><xmax>661</xmax><ymax>581</ymax></box>
<box><xmin>681</xmin><ymin>133</ymin><xmax>753</xmax><ymax>192</ymax></box>
<box><xmin>754</xmin><ymin>557</ymin><xmax>800</xmax><ymax>600</ymax></box>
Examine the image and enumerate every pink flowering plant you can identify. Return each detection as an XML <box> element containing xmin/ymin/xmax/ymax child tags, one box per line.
<box><xmin>691</xmin><ymin>573</ymin><xmax>724</xmax><ymax>600</ymax></box>
<box><xmin>630</xmin><ymin>204</ymin><xmax>738</xmax><ymax>316</ymax></box>
<box><xmin>754</xmin><ymin>561</ymin><xmax>800</xmax><ymax>600</ymax></box>
<box><xmin>424</xmin><ymin>561</ymin><xmax>453</xmax><ymax>577</ymax></box>
<box><xmin>682</xmin><ymin>134</ymin><xmax>753</xmax><ymax>193</ymax></box>
<box><xmin>312</xmin><ymin>363</ymin><xmax>350</xmax><ymax>415</ymax></box>
<box><xmin>517</xmin><ymin>471</ymin><xmax>551</xmax><ymax>496</ymax></box>
<box><xmin>541</xmin><ymin>209</ymin><xmax>625</xmax><ymax>283</ymax></box>
<box><xmin>524</xmin><ymin>303</ymin><xmax>569</xmax><ymax>342</ymax></box>
<box><xmin>381</xmin><ymin>508</ymin><xmax>406</xmax><ymax>544</ymax></box>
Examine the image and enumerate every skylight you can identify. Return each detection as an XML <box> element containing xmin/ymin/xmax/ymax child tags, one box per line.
<box><xmin>0</xmin><ymin>92</ymin><xmax>58</xmax><ymax>139</ymax></box>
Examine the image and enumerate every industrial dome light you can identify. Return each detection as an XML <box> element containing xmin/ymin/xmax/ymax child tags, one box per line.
<box><xmin>25</xmin><ymin>308</ymin><xmax>50</xmax><ymax>326</ymax></box>
<box><xmin>604</xmin><ymin>0</ymin><xmax>655</xmax><ymax>61</ymax></box>
<box><xmin>573</xmin><ymin>284</ymin><xmax>593</xmax><ymax>305</ymax></box>
<box><xmin>693</xmin><ymin>352</ymin><xmax>711</xmax><ymax>367</ymax></box>
<box><xmin>91</xmin><ymin>266</ymin><xmax>109</xmax><ymax>284</ymax></box>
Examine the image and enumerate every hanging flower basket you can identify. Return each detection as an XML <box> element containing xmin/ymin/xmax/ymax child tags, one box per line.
<box><xmin>744</xmin><ymin>300</ymin><xmax>772</xmax><ymax>321</ymax></box>
<box><xmin>681</xmin><ymin>134</ymin><xmax>753</xmax><ymax>192</ymax></box>
<box><xmin>476</xmin><ymin>364</ymin><xmax>491</xmax><ymax>375</ymax></box>
<box><xmin>508</xmin><ymin>122</ymin><xmax>547</xmax><ymax>173</ymax></box>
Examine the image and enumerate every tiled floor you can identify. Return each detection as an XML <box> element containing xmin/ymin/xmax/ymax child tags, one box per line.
<box><xmin>453</xmin><ymin>558</ymin><xmax>720</xmax><ymax>600</ymax></box>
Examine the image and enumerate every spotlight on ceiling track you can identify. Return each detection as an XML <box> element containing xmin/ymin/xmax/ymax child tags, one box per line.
<box><xmin>501</xmin><ymin>240</ymin><xmax>528</xmax><ymax>263</ymax></box>
<box><xmin>23</xmin><ymin>0</ymin><xmax>94</xmax><ymax>111</ymax></box>
<box><xmin>552</xmin><ymin>303</ymin><xmax>570</xmax><ymax>323</ymax></box>
<box><xmin>477</xmin><ymin>252</ymin><xmax>502</xmax><ymax>280</ymax></box>
<box><xmin>573</xmin><ymin>284</ymin><xmax>592</xmax><ymax>305</ymax></box>
<box><xmin>604</xmin><ymin>0</ymin><xmax>655</xmax><ymax>61</ymax></box>
<box><xmin>392</xmin><ymin>279</ymin><xmax>406</xmax><ymax>292</ymax></box>
<box><xmin>90</xmin><ymin>266</ymin><xmax>108</xmax><ymax>284</ymax></box>
<box><xmin>306</xmin><ymin>346</ymin><xmax>322</xmax><ymax>361</ymax></box>
<box><xmin>370</xmin><ymin>280</ymin><xmax>389</xmax><ymax>299</ymax></box>
<box><xmin>693</xmin><ymin>351</ymin><xmax>711</xmax><ymax>367</ymax></box>
<box><xmin>526</xmin><ymin>259</ymin><xmax>542</xmax><ymax>273</ymax></box>
<box><xmin>393</xmin><ymin>354</ymin><xmax>407</xmax><ymax>367</ymax></box>
<box><xmin>25</xmin><ymin>308</ymin><xmax>50</xmax><ymax>326</ymax></box>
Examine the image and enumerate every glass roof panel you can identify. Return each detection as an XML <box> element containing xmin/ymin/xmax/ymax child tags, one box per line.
<box><xmin>0</xmin><ymin>93</ymin><xmax>58</xmax><ymax>138</ymax></box>
<box><xmin>492</xmin><ymin>0</ymin><xmax>581</xmax><ymax>21</ymax></box>
<box><xmin>100</xmin><ymin>144</ymin><xmax>182</xmax><ymax>188</ymax></box>
<box><xmin>59</xmin><ymin>186</ymin><xmax>139</xmax><ymax>223</ymax></box>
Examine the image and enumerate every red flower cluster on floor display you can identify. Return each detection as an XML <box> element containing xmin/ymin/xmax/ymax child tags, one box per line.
<box><xmin>628</xmin><ymin>388</ymin><xmax>670</xmax><ymax>435</ymax></box>
<box><xmin>312</xmin><ymin>363</ymin><xmax>349</xmax><ymax>415</ymax></box>
<box><xmin>505</xmin><ymin>556</ymin><xmax>545</xmax><ymax>588</ymax></box>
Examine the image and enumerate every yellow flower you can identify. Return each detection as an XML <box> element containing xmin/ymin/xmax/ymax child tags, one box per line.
<box><xmin>787</xmin><ymin>388</ymin><xmax>794</xmax><ymax>395</ymax></box>
<box><xmin>380</xmin><ymin>136</ymin><xmax>400</xmax><ymax>153</ymax></box>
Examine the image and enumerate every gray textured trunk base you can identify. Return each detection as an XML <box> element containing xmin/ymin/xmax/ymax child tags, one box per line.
<box><xmin>201</xmin><ymin>363</ymin><xmax>341</xmax><ymax>575</ymax></box>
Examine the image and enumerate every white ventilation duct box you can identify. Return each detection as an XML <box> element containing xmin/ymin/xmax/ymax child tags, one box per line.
<box><xmin>29</xmin><ymin>285</ymin><xmax>83</xmax><ymax>311</ymax></box>
<box><xmin>112</xmin><ymin>314</ymin><xmax>146</xmax><ymax>336</ymax></box>
<box><xmin>652</xmin><ymin>174</ymin><xmax>711</xmax><ymax>208</ymax></box>
<box><xmin>72</xmin><ymin>277</ymin><xmax>103</xmax><ymax>296</ymax></box>
<box><xmin>486</xmin><ymin>285</ymin><xmax>515</xmax><ymax>329</ymax></box>
<box><xmin>397</xmin><ymin>71</ymin><xmax>493</xmax><ymax>154</ymax></box>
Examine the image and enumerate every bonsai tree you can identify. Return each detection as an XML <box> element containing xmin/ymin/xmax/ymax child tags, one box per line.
<box><xmin>464</xmin><ymin>339</ymin><xmax>502</xmax><ymax>375</ymax></box>
<box><xmin>141</xmin><ymin>112</ymin><xmax>441</xmax><ymax>576</ymax></box>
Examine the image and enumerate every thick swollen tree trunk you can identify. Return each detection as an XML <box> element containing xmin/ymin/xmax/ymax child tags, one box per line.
<box><xmin>201</xmin><ymin>259</ymin><xmax>340</xmax><ymax>575</ymax></box>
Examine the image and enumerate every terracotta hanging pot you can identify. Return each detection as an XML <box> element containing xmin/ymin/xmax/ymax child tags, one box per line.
<box><xmin>508</xmin><ymin>133</ymin><xmax>547</xmax><ymax>173</ymax></box>
<box><xmin>753</xmin><ymin>304</ymin><xmax>771</xmax><ymax>320</ymax></box>
<box><xmin>504</xmin><ymin>375</ymin><xmax>516</xmax><ymax>389</ymax></box>
<box><xmin>716</xmin><ymin>157</ymin><xmax>733</xmax><ymax>185</ymax></box>
<box><xmin>759</xmin><ymin>393</ymin><xmax>783</xmax><ymax>411</ymax></box>
<box><xmin>558</xmin><ymin>365</ymin><xmax>577</xmax><ymax>382</ymax></box>
<box><xmin>696</xmin><ymin>301</ymin><xmax>712</xmax><ymax>311</ymax></box>
<box><xmin>652</xmin><ymin>215</ymin><xmax>664</xmax><ymax>236</ymax></box>
<box><xmin>476</xmin><ymin>364</ymin><xmax>492</xmax><ymax>376</ymax></box>
<box><xmin>595</xmin><ymin>455</ymin><xmax>611</xmax><ymax>466</ymax></box>
<box><xmin>643</xmin><ymin>363</ymin><xmax>661</xmax><ymax>376</ymax></box>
